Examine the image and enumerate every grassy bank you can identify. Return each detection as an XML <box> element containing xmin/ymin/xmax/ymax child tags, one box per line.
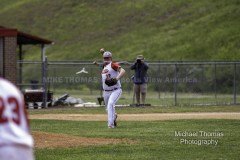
<box><xmin>0</xmin><ymin>0</ymin><xmax>239</xmax><ymax>61</ymax></box>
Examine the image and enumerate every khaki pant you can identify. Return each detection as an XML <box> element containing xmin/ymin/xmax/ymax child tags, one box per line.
<box><xmin>134</xmin><ymin>83</ymin><xmax>147</xmax><ymax>104</ymax></box>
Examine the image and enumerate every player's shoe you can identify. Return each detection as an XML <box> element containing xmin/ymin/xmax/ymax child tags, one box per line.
<box><xmin>114</xmin><ymin>113</ymin><xmax>118</xmax><ymax>127</ymax></box>
<box><xmin>108</xmin><ymin>125</ymin><xmax>115</xmax><ymax>129</ymax></box>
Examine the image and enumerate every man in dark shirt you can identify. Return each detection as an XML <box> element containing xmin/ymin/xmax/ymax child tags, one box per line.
<box><xmin>130</xmin><ymin>55</ymin><xmax>149</xmax><ymax>105</ymax></box>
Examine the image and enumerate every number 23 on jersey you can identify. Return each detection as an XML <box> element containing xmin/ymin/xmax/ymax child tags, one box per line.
<box><xmin>0</xmin><ymin>96</ymin><xmax>22</xmax><ymax>125</ymax></box>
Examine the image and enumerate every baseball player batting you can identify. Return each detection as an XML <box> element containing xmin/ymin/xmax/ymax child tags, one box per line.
<box><xmin>0</xmin><ymin>78</ymin><xmax>34</xmax><ymax>160</ymax></box>
<box><xmin>101</xmin><ymin>51</ymin><xmax>125</xmax><ymax>128</ymax></box>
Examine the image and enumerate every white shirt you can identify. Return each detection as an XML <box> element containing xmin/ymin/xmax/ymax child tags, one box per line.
<box><xmin>101</xmin><ymin>62</ymin><xmax>121</xmax><ymax>90</ymax></box>
<box><xmin>0</xmin><ymin>78</ymin><xmax>33</xmax><ymax>148</ymax></box>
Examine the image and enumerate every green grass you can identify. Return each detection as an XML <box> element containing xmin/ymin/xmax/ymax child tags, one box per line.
<box><xmin>0</xmin><ymin>0</ymin><xmax>239</xmax><ymax>61</ymax></box>
<box><xmin>32</xmin><ymin>119</ymin><xmax>240</xmax><ymax>160</ymax></box>
<box><xmin>28</xmin><ymin>89</ymin><xmax>240</xmax><ymax>115</ymax></box>
<box><xmin>49</xmin><ymin>89</ymin><xmax>240</xmax><ymax>107</ymax></box>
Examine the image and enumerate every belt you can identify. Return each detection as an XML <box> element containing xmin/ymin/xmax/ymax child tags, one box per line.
<box><xmin>104</xmin><ymin>88</ymin><xmax>121</xmax><ymax>92</ymax></box>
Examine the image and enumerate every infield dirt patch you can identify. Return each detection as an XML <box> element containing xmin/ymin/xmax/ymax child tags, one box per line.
<box><xmin>33</xmin><ymin>131</ymin><xmax>134</xmax><ymax>149</ymax></box>
<box><xmin>30</xmin><ymin>112</ymin><xmax>240</xmax><ymax>121</ymax></box>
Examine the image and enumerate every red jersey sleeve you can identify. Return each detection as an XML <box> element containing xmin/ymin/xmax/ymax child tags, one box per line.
<box><xmin>111</xmin><ymin>62</ymin><xmax>121</xmax><ymax>71</ymax></box>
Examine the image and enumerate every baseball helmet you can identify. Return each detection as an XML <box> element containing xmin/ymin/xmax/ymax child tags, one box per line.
<box><xmin>103</xmin><ymin>51</ymin><xmax>112</xmax><ymax>58</ymax></box>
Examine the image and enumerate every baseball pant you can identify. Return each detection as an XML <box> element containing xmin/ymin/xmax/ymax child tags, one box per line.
<box><xmin>103</xmin><ymin>88</ymin><xmax>122</xmax><ymax>127</ymax></box>
<box><xmin>0</xmin><ymin>145</ymin><xmax>34</xmax><ymax>160</ymax></box>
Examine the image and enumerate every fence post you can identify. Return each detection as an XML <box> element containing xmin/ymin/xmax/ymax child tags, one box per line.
<box><xmin>174</xmin><ymin>64</ymin><xmax>178</xmax><ymax>106</ymax></box>
<box><xmin>127</xmin><ymin>66</ymin><xmax>131</xmax><ymax>95</ymax></box>
<box><xmin>214</xmin><ymin>63</ymin><xmax>217</xmax><ymax>100</ymax></box>
<box><xmin>233</xmin><ymin>63</ymin><xmax>237</xmax><ymax>105</ymax></box>
<box><xmin>18</xmin><ymin>44</ymin><xmax>23</xmax><ymax>90</ymax></box>
<box><xmin>90</xmin><ymin>65</ymin><xmax>93</xmax><ymax>95</ymax></box>
<box><xmin>43</xmin><ymin>56</ymin><xmax>48</xmax><ymax>108</ymax></box>
<box><xmin>158</xmin><ymin>61</ymin><xmax>160</xmax><ymax>99</ymax></box>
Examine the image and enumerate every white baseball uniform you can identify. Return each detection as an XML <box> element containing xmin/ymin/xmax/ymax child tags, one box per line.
<box><xmin>0</xmin><ymin>78</ymin><xmax>34</xmax><ymax>160</ymax></box>
<box><xmin>102</xmin><ymin>62</ymin><xmax>122</xmax><ymax>128</ymax></box>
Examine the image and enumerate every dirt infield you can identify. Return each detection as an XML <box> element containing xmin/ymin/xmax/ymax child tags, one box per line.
<box><xmin>30</xmin><ymin>112</ymin><xmax>240</xmax><ymax>121</ymax></box>
<box><xmin>33</xmin><ymin>131</ymin><xmax>135</xmax><ymax>149</ymax></box>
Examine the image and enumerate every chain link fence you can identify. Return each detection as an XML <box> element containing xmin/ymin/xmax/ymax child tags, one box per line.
<box><xmin>17</xmin><ymin>60</ymin><xmax>240</xmax><ymax>107</ymax></box>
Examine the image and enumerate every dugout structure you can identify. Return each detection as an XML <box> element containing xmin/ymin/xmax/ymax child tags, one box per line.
<box><xmin>0</xmin><ymin>26</ymin><xmax>53</xmax><ymax>107</ymax></box>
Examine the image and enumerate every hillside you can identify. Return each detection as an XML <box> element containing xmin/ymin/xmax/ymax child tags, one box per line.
<box><xmin>0</xmin><ymin>0</ymin><xmax>239</xmax><ymax>61</ymax></box>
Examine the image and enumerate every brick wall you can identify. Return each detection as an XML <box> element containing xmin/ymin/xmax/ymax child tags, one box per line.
<box><xmin>0</xmin><ymin>38</ymin><xmax>3</xmax><ymax>76</ymax></box>
<box><xmin>4</xmin><ymin>36</ymin><xmax>17</xmax><ymax>84</ymax></box>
